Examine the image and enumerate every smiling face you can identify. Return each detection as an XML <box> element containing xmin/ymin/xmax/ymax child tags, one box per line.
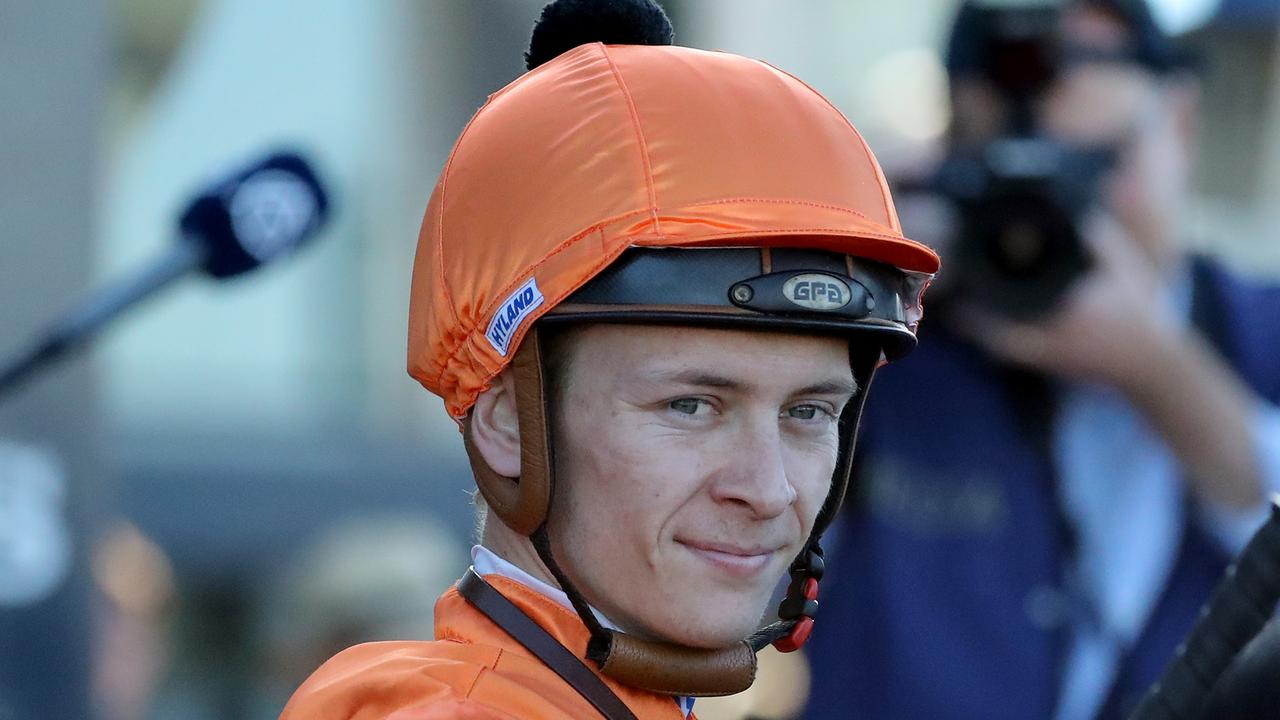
<box><xmin>543</xmin><ymin>324</ymin><xmax>856</xmax><ymax>648</ymax></box>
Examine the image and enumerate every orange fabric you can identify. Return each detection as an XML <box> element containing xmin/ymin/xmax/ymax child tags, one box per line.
<box><xmin>280</xmin><ymin>575</ymin><xmax>690</xmax><ymax>720</ymax></box>
<box><xmin>406</xmin><ymin>42</ymin><xmax>940</xmax><ymax>419</ymax></box>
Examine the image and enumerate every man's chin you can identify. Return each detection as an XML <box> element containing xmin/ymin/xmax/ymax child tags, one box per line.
<box><xmin>659</xmin><ymin>625</ymin><xmax>759</xmax><ymax>650</ymax></box>
<box><xmin>652</xmin><ymin>597</ymin><xmax>774</xmax><ymax>649</ymax></box>
<box><xmin>604</xmin><ymin>569</ymin><xmax>779</xmax><ymax>647</ymax></box>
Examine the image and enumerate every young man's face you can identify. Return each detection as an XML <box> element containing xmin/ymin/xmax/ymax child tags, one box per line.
<box><xmin>546</xmin><ymin>324</ymin><xmax>857</xmax><ymax>648</ymax></box>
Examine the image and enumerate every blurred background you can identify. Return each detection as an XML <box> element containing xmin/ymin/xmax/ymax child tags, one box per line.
<box><xmin>1</xmin><ymin>1</ymin><xmax>1278</xmax><ymax>718</ymax></box>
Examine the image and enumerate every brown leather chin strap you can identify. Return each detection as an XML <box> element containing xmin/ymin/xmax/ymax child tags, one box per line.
<box><xmin>595</xmin><ymin>632</ymin><xmax>758</xmax><ymax>697</ymax></box>
<box><xmin>462</xmin><ymin>324</ymin><xmax>875</xmax><ymax>697</ymax></box>
<box><xmin>464</xmin><ymin>329</ymin><xmax>554</xmax><ymax>536</ymax></box>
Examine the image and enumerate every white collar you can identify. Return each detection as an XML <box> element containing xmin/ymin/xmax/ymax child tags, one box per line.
<box><xmin>470</xmin><ymin>544</ymin><xmax>623</xmax><ymax>631</ymax></box>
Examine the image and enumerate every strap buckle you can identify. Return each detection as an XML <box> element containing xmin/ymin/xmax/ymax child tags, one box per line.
<box><xmin>772</xmin><ymin>545</ymin><xmax>823</xmax><ymax>653</ymax></box>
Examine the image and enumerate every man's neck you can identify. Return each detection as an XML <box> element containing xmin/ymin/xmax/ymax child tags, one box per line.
<box><xmin>481</xmin><ymin>525</ymin><xmax>562</xmax><ymax>588</ymax></box>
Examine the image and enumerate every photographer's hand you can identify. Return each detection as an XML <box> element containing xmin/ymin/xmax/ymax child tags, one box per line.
<box><xmin>957</xmin><ymin>214</ymin><xmax>1266</xmax><ymax>510</ymax></box>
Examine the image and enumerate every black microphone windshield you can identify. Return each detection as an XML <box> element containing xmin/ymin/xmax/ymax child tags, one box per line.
<box><xmin>0</xmin><ymin>149</ymin><xmax>332</xmax><ymax>400</ymax></box>
<box><xmin>179</xmin><ymin>151</ymin><xmax>330</xmax><ymax>279</ymax></box>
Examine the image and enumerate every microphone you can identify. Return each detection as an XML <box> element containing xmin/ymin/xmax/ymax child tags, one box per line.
<box><xmin>0</xmin><ymin>150</ymin><xmax>330</xmax><ymax>399</ymax></box>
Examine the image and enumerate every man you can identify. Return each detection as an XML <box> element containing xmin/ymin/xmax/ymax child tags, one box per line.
<box><xmin>280</xmin><ymin>0</ymin><xmax>938</xmax><ymax>718</ymax></box>
<box><xmin>805</xmin><ymin>2</ymin><xmax>1280</xmax><ymax>719</ymax></box>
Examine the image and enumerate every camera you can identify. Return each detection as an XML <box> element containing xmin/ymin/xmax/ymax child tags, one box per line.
<box><xmin>930</xmin><ymin>3</ymin><xmax>1117</xmax><ymax>320</ymax></box>
<box><xmin>934</xmin><ymin>135</ymin><xmax>1112</xmax><ymax>320</ymax></box>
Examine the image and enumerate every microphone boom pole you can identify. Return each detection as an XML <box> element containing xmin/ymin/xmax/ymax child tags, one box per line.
<box><xmin>0</xmin><ymin>150</ymin><xmax>329</xmax><ymax>401</ymax></box>
<box><xmin>0</xmin><ymin>241</ymin><xmax>202</xmax><ymax>398</ymax></box>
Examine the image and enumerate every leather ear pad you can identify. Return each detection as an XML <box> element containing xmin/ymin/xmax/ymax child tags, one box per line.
<box><xmin>599</xmin><ymin>632</ymin><xmax>757</xmax><ymax>697</ymax></box>
<box><xmin>464</xmin><ymin>327</ymin><xmax>554</xmax><ymax>536</ymax></box>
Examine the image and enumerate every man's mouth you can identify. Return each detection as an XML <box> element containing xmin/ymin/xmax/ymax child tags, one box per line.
<box><xmin>676</xmin><ymin>538</ymin><xmax>781</xmax><ymax>577</ymax></box>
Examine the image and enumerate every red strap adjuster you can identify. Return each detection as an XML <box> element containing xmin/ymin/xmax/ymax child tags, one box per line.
<box><xmin>773</xmin><ymin>577</ymin><xmax>820</xmax><ymax>653</ymax></box>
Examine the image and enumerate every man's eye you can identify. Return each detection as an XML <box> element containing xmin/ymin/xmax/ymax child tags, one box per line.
<box><xmin>787</xmin><ymin>404</ymin><xmax>827</xmax><ymax>421</ymax></box>
<box><xmin>669</xmin><ymin>398</ymin><xmax>709</xmax><ymax>415</ymax></box>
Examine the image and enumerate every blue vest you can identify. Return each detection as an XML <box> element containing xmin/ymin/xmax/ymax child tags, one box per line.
<box><xmin>803</xmin><ymin>259</ymin><xmax>1280</xmax><ymax>719</ymax></box>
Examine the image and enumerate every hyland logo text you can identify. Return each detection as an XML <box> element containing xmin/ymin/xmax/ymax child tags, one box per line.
<box><xmin>485</xmin><ymin>277</ymin><xmax>545</xmax><ymax>356</ymax></box>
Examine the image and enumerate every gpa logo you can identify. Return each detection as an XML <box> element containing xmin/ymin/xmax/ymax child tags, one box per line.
<box><xmin>485</xmin><ymin>277</ymin><xmax>545</xmax><ymax>356</ymax></box>
<box><xmin>782</xmin><ymin>273</ymin><xmax>853</xmax><ymax>311</ymax></box>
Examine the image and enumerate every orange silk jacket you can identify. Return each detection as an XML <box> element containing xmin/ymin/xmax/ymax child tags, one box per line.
<box><xmin>279</xmin><ymin>575</ymin><xmax>691</xmax><ymax>719</ymax></box>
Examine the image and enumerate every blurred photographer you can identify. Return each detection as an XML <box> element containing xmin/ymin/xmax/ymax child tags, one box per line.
<box><xmin>804</xmin><ymin>2</ymin><xmax>1280</xmax><ymax>719</ymax></box>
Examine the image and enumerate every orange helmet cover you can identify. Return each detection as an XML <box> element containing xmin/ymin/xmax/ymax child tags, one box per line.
<box><xmin>407</xmin><ymin>42</ymin><xmax>940</xmax><ymax>419</ymax></box>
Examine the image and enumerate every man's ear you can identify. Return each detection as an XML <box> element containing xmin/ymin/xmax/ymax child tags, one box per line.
<box><xmin>468</xmin><ymin>369</ymin><xmax>522</xmax><ymax>478</ymax></box>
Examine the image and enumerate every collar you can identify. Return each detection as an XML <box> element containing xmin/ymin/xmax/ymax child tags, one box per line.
<box><xmin>471</xmin><ymin>545</ymin><xmax>621</xmax><ymax>631</ymax></box>
<box><xmin>468</xmin><ymin>545</ymin><xmax>695</xmax><ymax>718</ymax></box>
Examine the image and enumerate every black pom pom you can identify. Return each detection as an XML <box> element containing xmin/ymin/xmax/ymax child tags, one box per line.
<box><xmin>526</xmin><ymin>0</ymin><xmax>673</xmax><ymax>71</ymax></box>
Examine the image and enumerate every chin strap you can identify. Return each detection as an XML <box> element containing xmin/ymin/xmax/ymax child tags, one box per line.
<box><xmin>525</xmin><ymin>527</ymin><xmax>826</xmax><ymax>696</ymax></box>
<box><xmin>529</xmin><ymin>524</ymin><xmax>760</xmax><ymax>696</ymax></box>
<box><xmin>465</xmin><ymin>326</ymin><xmax>874</xmax><ymax>696</ymax></box>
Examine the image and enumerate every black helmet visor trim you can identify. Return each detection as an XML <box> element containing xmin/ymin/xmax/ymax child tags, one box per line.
<box><xmin>543</xmin><ymin>246</ymin><xmax>929</xmax><ymax>360</ymax></box>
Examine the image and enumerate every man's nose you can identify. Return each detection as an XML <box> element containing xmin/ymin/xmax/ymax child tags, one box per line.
<box><xmin>709</xmin><ymin>418</ymin><xmax>797</xmax><ymax>519</ymax></box>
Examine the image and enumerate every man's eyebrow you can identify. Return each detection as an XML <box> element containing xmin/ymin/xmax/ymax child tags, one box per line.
<box><xmin>793</xmin><ymin>378</ymin><xmax>860</xmax><ymax>398</ymax></box>
<box><xmin>638</xmin><ymin>370</ymin><xmax>858</xmax><ymax>397</ymax></box>
<box><xmin>644</xmin><ymin>370</ymin><xmax>743</xmax><ymax>390</ymax></box>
